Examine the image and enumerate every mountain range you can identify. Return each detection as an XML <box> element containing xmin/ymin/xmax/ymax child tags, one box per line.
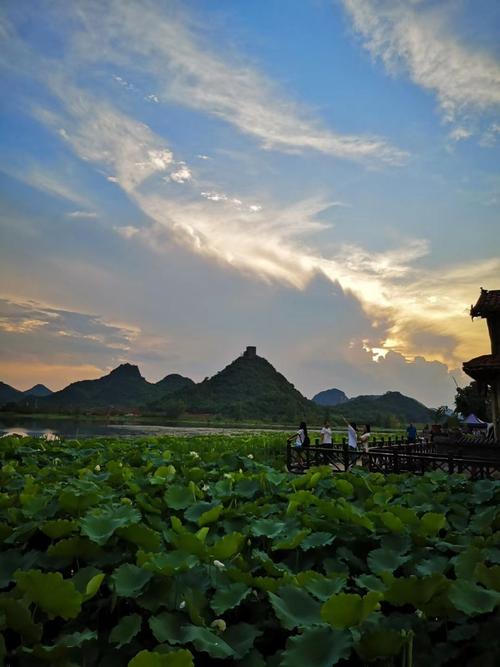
<box><xmin>1</xmin><ymin>347</ymin><xmax>435</xmax><ymax>424</ymax></box>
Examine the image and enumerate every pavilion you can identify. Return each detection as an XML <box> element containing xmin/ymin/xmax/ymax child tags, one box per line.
<box><xmin>463</xmin><ymin>288</ymin><xmax>500</xmax><ymax>441</ymax></box>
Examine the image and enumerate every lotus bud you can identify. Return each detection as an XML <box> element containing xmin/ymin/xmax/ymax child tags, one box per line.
<box><xmin>247</xmin><ymin>454</ymin><xmax>254</xmax><ymax>459</ymax></box>
<box><xmin>211</xmin><ymin>619</ymin><xmax>226</xmax><ymax>633</ymax></box>
<box><xmin>94</xmin><ymin>464</ymin><xmax>101</xmax><ymax>472</ymax></box>
<box><xmin>179</xmin><ymin>600</ymin><xmax>186</xmax><ymax>609</ymax></box>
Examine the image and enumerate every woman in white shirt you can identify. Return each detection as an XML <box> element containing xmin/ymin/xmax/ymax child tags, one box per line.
<box><xmin>343</xmin><ymin>417</ymin><xmax>358</xmax><ymax>449</ymax></box>
<box><xmin>320</xmin><ymin>421</ymin><xmax>332</xmax><ymax>447</ymax></box>
<box><xmin>287</xmin><ymin>421</ymin><xmax>309</xmax><ymax>448</ymax></box>
<box><xmin>360</xmin><ymin>424</ymin><xmax>371</xmax><ymax>452</ymax></box>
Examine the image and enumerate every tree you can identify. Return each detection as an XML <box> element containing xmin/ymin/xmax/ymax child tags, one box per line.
<box><xmin>454</xmin><ymin>382</ymin><xmax>491</xmax><ymax>422</ymax></box>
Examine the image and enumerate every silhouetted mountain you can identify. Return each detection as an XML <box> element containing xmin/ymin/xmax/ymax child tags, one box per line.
<box><xmin>312</xmin><ymin>388</ymin><xmax>348</xmax><ymax>406</ymax></box>
<box><xmin>156</xmin><ymin>373</ymin><xmax>195</xmax><ymax>395</ymax></box>
<box><xmin>23</xmin><ymin>384</ymin><xmax>53</xmax><ymax>397</ymax></box>
<box><xmin>330</xmin><ymin>391</ymin><xmax>433</xmax><ymax>425</ymax></box>
<box><xmin>0</xmin><ymin>382</ymin><xmax>24</xmax><ymax>405</ymax></box>
<box><xmin>32</xmin><ymin>364</ymin><xmax>163</xmax><ymax>410</ymax></box>
<box><xmin>164</xmin><ymin>346</ymin><xmax>320</xmax><ymax>421</ymax></box>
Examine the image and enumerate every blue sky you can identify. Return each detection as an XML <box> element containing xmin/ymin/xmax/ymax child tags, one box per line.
<box><xmin>1</xmin><ymin>0</ymin><xmax>499</xmax><ymax>406</ymax></box>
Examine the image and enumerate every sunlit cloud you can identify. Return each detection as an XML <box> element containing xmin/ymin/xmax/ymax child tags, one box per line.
<box><xmin>342</xmin><ymin>0</ymin><xmax>500</xmax><ymax>131</ymax></box>
<box><xmin>67</xmin><ymin>210</ymin><xmax>98</xmax><ymax>219</ymax></box>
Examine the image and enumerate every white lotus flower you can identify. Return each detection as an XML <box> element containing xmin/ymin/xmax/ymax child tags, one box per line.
<box><xmin>247</xmin><ymin>454</ymin><xmax>254</xmax><ymax>459</ymax></box>
<box><xmin>94</xmin><ymin>464</ymin><xmax>101</xmax><ymax>472</ymax></box>
<box><xmin>189</xmin><ymin>451</ymin><xmax>200</xmax><ymax>459</ymax></box>
<box><xmin>213</xmin><ymin>560</ymin><xmax>225</xmax><ymax>569</ymax></box>
<box><xmin>179</xmin><ymin>600</ymin><xmax>186</xmax><ymax>610</ymax></box>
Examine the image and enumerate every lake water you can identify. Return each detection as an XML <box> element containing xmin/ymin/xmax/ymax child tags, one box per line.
<box><xmin>0</xmin><ymin>417</ymin><xmax>281</xmax><ymax>439</ymax></box>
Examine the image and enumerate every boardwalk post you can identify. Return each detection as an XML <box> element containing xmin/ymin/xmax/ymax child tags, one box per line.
<box><xmin>393</xmin><ymin>451</ymin><xmax>399</xmax><ymax>473</ymax></box>
<box><xmin>286</xmin><ymin>443</ymin><xmax>291</xmax><ymax>470</ymax></box>
<box><xmin>448</xmin><ymin>454</ymin><xmax>454</xmax><ymax>474</ymax></box>
<box><xmin>343</xmin><ymin>441</ymin><xmax>349</xmax><ymax>471</ymax></box>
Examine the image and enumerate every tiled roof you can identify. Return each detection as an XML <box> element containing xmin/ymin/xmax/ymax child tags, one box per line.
<box><xmin>463</xmin><ymin>354</ymin><xmax>500</xmax><ymax>381</ymax></box>
<box><xmin>470</xmin><ymin>289</ymin><xmax>500</xmax><ymax>318</ymax></box>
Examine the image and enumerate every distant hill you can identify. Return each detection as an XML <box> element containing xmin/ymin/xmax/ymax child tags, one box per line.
<box><xmin>0</xmin><ymin>381</ymin><xmax>24</xmax><ymax>405</ymax></box>
<box><xmin>156</xmin><ymin>373</ymin><xmax>194</xmax><ymax>395</ymax></box>
<box><xmin>23</xmin><ymin>384</ymin><xmax>53</xmax><ymax>397</ymax></box>
<box><xmin>29</xmin><ymin>364</ymin><xmax>163</xmax><ymax>410</ymax></box>
<box><xmin>312</xmin><ymin>388</ymin><xmax>348</xmax><ymax>406</ymax></box>
<box><xmin>330</xmin><ymin>391</ymin><xmax>433</xmax><ymax>425</ymax></box>
<box><xmin>163</xmin><ymin>346</ymin><xmax>321</xmax><ymax>422</ymax></box>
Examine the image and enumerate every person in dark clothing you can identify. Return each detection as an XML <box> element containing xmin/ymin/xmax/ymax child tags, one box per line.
<box><xmin>406</xmin><ymin>423</ymin><xmax>417</xmax><ymax>444</ymax></box>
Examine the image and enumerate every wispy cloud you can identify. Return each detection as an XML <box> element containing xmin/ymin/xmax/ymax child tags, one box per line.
<box><xmin>67</xmin><ymin>210</ymin><xmax>98</xmax><ymax>219</ymax></box>
<box><xmin>0</xmin><ymin>162</ymin><xmax>90</xmax><ymax>208</ymax></box>
<box><xmin>342</xmin><ymin>0</ymin><xmax>500</xmax><ymax>130</ymax></box>
<box><xmin>69</xmin><ymin>1</ymin><xmax>407</xmax><ymax>165</ymax></box>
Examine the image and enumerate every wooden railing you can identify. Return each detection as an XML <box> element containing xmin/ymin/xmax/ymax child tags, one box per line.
<box><xmin>286</xmin><ymin>438</ymin><xmax>500</xmax><ymax>480</ymax></box>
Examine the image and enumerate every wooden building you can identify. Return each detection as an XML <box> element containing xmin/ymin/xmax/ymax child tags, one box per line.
<box><xmin>463</xmin><ymin>288</ymin><xmax>500</xmax><ymax>440</ymax></box>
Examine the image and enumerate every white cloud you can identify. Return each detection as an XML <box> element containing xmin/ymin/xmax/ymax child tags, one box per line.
<box><xmin>67</xmin><ymin>210</ymin><xmax>98</xmax><ymax>219</ymax></box>
<box><xmin>169</xmin><ymin>163</ymin><xmax>192</xmax><ymax>184</ymax></box>
<box><xmin>342</xmin><ymin>0</ymin><xmax>500</xmax><ymax>128</ymax></box>
<box><xmin>0</xmin><ymin>163</ymin><xmax>89</xmax><ymax>208</ymax></box>
<box><xmin>448</xmin><ymin>127</ymin><xmax>472</xmax><ymax>143</ymax></box>
<box><xmin>70</xmin><ymin>1</ymin><xmax>407</xmax><ymax>165</ymax></box>
<box><xmin>114</xmin><ymin>225</ymin><xmax>140</xmax><ymax>239</ymax></box>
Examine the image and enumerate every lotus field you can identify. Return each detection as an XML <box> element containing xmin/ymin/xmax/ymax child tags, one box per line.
<box><xmin>1</xmin><ymin>435</ymin><xmax>500</xmax><ymax>666</ymax></box>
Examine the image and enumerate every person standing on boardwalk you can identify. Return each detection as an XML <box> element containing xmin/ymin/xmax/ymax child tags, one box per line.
<box><xmin>287</xmin><ymin>421</ymin><xmax>309</xmax><ymax>448</ymax></box>
<box><xmin>406</xmin><ymin>422</ymin><xmax>417</xmax><ymax>444</ymax></box>
<box><xmin>360</xmin><ymin>424</ymin><xmax>371</xmax><ymax>452</ymax></box>
<box><xmin>342</xmin><ymin>417</ymin><xmax>358</xmax><ymax>449</ymax></box>
<box><xmin>320</xmin><ymin>420</ymin><xmax>332</xmax><ymax>447</ymax></box>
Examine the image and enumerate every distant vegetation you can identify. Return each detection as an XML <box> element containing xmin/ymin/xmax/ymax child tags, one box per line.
<box><xmin>1</xmin><ymin>349</ymin><xmax>436</xmax><ymax>426</ymax></box>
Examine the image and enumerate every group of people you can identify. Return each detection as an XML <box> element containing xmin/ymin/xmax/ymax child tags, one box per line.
<box><xmin>287</xmin><ymin>419</ymin><xmax>372</xmax><ymax>451</ymax></box>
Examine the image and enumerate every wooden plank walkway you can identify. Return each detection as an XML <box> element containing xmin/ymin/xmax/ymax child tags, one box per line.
<box><xmin>286</xmin><ymin>438</ymin><xmax>500</xmax><ymax>480</ymax></box>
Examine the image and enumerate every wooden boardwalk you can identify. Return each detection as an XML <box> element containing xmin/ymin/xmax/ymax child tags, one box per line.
<box><xmin>286</xmin><ymin>437</ymin><xmax>500</xmax><ymax>480</ymax></box>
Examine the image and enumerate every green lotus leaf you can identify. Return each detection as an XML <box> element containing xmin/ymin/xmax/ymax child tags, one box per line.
<box><xmin>415</xmin><ymin>556</ymin><xmax>449</xmax><ymax>577</ymax></box>
<box><xmin>56</xmin><ymin>629</ymin><xmax>98</xmax><ymax>647</ymax></box>
<box><xmin>473</xmin><ymin>479</ymin><xmax>496</xmax><ymax>503</ymax></box>
<box><xmin>251</xmin><ymin>518</ymin><xmax>287</xmax><ymax>539</ymax></box>
<box><xmin>334</xmin><ymin>479</ymin><xmax>354</xmax><ymax>497</ymax></box>
<box><xmin>0</xmin><ymin>549</ymin><xmax>26</xmax><ymax>588</ymax></box>
<box><xmin>281</xmin><ymin>625</ymin><xmax>352</xmax><ymax>667</ymax></box>
<box><xmin>268</xmin><ymin>585</ymin><xmax>322</xmax><ymax>629</ymax></box>
<box><xmin>210</xmin><ymin>532</ymin><xmax>245</xmax><ymax>560</ymax></box>
<box><xmin>222</xmin><ymin>623</ymin><xmax>262</xmax><ymax>660</ymax></box>
<box><xmin>128</xmin><ymin>649</ymin><xmax>194</xmax><ymax>667</ymax></box>
<box><xmin>198</xmin><ymin>504</ymin><xmax>223</xmax><ymax>527</ymax></box>
<box><xmin>234</xmin><ymin>479</ymin><xmax>260</xmax><ymax>499</ymax></box>
<box><xmin>379</xmin><ymin>512</ymin><xmax>405</xmax><ymax>533</ymax></box>
<box><xmin>47</xmin><ymin>536</ymin><xmax>102</xmax><ymax>559</ymax></box>
<box><xmin>71</xmin><ymin>565</ymin><xmax>102</xmax><ymax>593</ymax></box>
<box><xmin>110</xmin><ymin>613</ymin><xmax>142</xmax><ymax>648</ymax></box>
<box><xmin>58</xmin><ymin>488</ymin><xmax>100</xmax><ymax>514</ymax></box>
<box><xmin>172</xmin><ymin>532</ymin><xmax>207</xmax><ymax>557</ymax></box>
<box><xmin>448</xmin><ymin>623</ymin><xmax>478</xmax><ymax>642</ymax></box>
<box><xmin>272</xmin><ymin>529</ymin><xmax>310</xmax><ymax>551</ymax></box>
<box><xmin>295</xmin><ymin>571</ymin><xmax>347</xmax><ymax>600</ymax></box>
<box><xmin>181</xmin><ymin>625</ymin><xmax>235</xmax><ymax>659</ymax></box>
<box><xmin>164</xmin><ymin>485</ymin><xmax>195</xmax><ymax>510</ymax></box>
<box><xmin>111</xmin><ymin>563</ymin><xmax>153</xmax><ymax>597</ymax></box>
<box><xmin>300</xmin><ymin>532</ymin><xmax>335</xmax><ymax>551</ymax></box>
<box><xmin>368</xmin><ymin>547</ymin><xmax>410</xmax><ymax>574</ymax></box>
<box><xmin>149</xmin><ymin>611</ymin><xmax>185</xmax><ymax>644</ymax></box>
<box><xmin>355</xmin><ymin>629</ymin><xmax>404</xmax><ymax>661</ymax></box>
<box><xmin>117</xmin><ymin>524</ymin><xmax>162</xmax><ymax>551</ymax></box>
<box><xmin>470</xmin><ymin>506</ymin><xmax>498</xmax><ymax>533</ymax></box>
<box><xmin>0</xmin><ymin>597</ymin><xmax>42</xmax><ymax>643</ymax></box>
<box><xmin>184</xmin><ymin>501</ymin><xmax>216</xmax><ymax>523</ymax></box>
<box><xmin>354</xmin><ymin>574</ymin><xmax>386</xmax><ymax>592</ymax></box>
<box><xmin>81</xmin><ymin>504</ymin><xmax>141</xmax><ymax>545</ymax></box>
<box><xmin>389</xmin><ymin>506</ymin><xmax>419</xmax><ymax>527</ymax></box>
<box><xmin>141</xmin><ymin>550</ymin><xmax>199</xmax><ymax>576</ymax></box>
<box><xmin>211</xmin><ymin>582</ymin><xmax>251</xmax><ymax>615</ymax></box>
<box><xmin>418</xmin><ymin>512</ymin><xmax>446</xmax><ymax>536</ymax></box>
<box><xmin>384</xmin><ymin>574</ymin><xmax>449</xmax><ymax>610</ymax></box>
<box><xmin>321</xmin><ymin>591</ymin><xmax>382</xmax><ymax>629</ymax></box>
<box><xmin>449</xmin><ymin>580</ymin><xmax>500</xmax><ymax>615</ymax></box>
<box><xmin>14</xmin><ymin>569</ymin><xmax>82</xmax><ymax>620</ymax></box>
<box><xmin>454</xmin><ymin>546</ymin><xmax>484</xmax><ymax>580</ymax></box>
<box><xmin>41</xmin><ymin>519</ymin><xmax>77</xmax><ymax>539</ymax></box>
<box><xmin>474</xmin><ymin>563</ymin><xmax>500</xmax><ymax>592</ymax></box>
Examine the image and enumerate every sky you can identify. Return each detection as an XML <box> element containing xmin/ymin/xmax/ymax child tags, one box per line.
<box><xmin>0</xmin><ymin>0</ymin><xmax>499</xmax><ymax>408</ymax></box>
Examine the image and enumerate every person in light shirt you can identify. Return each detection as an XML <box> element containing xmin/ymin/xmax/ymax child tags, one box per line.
<box><xmin>343</xmin><ymin>417</ymin><xmax>358</xmax><ymax>449</ymax></box>
<box><xmin>320</xmin><ymin>420</ymin><xmax>332</xmax><ymax>447</ymax></box>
